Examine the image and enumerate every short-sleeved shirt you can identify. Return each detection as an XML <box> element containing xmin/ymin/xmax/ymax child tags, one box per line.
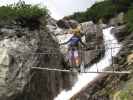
<box><xmin>68</xmin><ymin>36</ymin><xmax>80</xmax><ymax>47</ymax></box>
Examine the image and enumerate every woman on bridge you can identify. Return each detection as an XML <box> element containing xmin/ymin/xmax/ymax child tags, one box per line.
<box><xmin>60</xmin><ymin>30</ymin><xmax>87</xmax><ymax>72</ymax></box>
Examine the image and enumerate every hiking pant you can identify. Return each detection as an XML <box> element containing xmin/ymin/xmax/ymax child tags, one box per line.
<box><xmin>68</xmin><ymin>48</ymin><xmax>80</xmax><ymax>67</ymax></box>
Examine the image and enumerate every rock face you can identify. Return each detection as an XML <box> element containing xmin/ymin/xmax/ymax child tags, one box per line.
<box><xmin>0</xmin><ymin>26</ymin><xmax>39</xmax><ymax>100</ymax></box>
<box><xmin>0</xmin><ymin>25</ymin><xmax>73</xmax><ymax>100</ymax></box>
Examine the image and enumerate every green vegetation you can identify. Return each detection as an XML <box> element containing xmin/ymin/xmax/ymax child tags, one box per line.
<box><xmin>113</xmin><ymin>79</ymin><xmax>133</xmax><ymax>100</ymax></box>
<box><xmin>0</xmin><ymin>0</ymin><xmax>48</xmax><ymax>29</ymax></box>
<box><xmin>70</xmin><ymin>0</ymin><xmax>133</xmax><ymax>32</ymax></box>
<box><xmin>70</xmin><ymin>0</ymin><xmax>133</xmax><ymax>23</ymax></box>
<box><xmin>125</xmin><ymin>5</ymin><xmax>133</xmax><ymax>32</ymax></box>
<box><xmin>70</xmin><ymin>0</ymin><xmax>116</xmax><ymax>23</ymax></box>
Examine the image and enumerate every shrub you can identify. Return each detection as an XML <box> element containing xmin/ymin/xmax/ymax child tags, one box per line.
<box><xmin>125</xmin><ymin>4</ymin><xmax>133</xmax><ymax>32</ymax></box>
<box><xmin>70</xmin><ymin>0</ymin><xmax>133</xmax><ymax>23</ymax></box>
<box><xmin>0</xmin><ymin>0</ymin><xmax>48</xmax><ymax>29</ymax></box>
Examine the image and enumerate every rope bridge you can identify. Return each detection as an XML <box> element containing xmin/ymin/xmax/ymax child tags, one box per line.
<box><xmin>0</xmin><ymin>39</ymin><xmax>132</xmax><ymax>74</ymax></box>
<box><xmin>30</xmin><ymin>39</ymin><xmax>132</xmax><ymax>74</ymax></box>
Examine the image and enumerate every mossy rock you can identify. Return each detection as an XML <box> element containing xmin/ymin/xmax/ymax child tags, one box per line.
<box><xmin>113</xmin><ymin>79</ymin><xmax>133</xmax><ymax>100</ymax></box>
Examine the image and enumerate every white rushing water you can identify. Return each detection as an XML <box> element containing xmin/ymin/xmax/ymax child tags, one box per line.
<box><xmin>54</xmin><ymin>27</ymin><xmax>122</xmax><ymax>100</ymax></box>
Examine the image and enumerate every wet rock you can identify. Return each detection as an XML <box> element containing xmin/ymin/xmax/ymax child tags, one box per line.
<box><xmin>111</xmin><ymin>25</ymin><xmax>131</xmax><ymax>42</ymax></box>
<box><xmin>81</xmin><ymin>21</ymin><xmax>105</xmax><ymax>67</ymax></box>
<box><xmin>109</xmin><ymin>12</ymin><xmax>125</xmax><ymax>26</ymax></box>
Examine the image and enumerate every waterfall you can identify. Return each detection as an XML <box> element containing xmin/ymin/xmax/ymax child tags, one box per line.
<box><xmin>54</xmin><ymin>27</ymin><xmax>122</xmax><ymax>100</ymax></box>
